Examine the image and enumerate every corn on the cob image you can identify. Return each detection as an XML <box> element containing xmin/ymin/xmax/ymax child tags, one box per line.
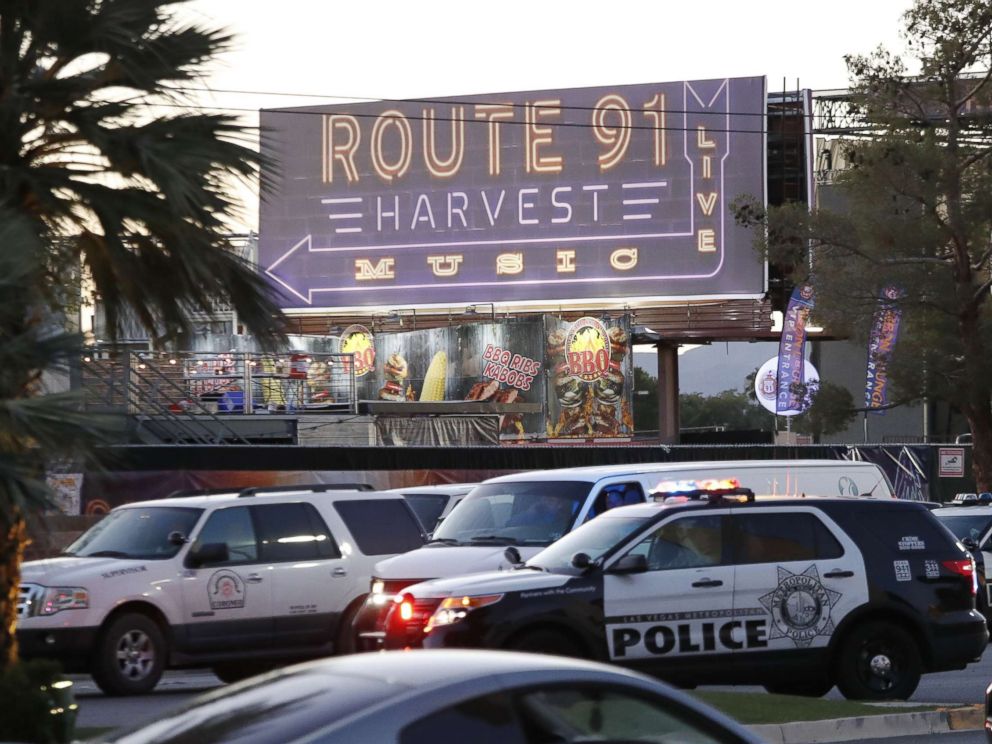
<box><xmin>419</xmin><ymin>351</ymin><xmax>447</xmax><ymax>401</ymax></box>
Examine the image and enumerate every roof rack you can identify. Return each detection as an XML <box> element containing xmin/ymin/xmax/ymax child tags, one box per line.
<box><xmin>237</xmin><ymin>483</ymin><xmax>375</xmax><ymax>498</ymax></box>
<box><xmin>167</xmin><ymin>488</ymin><xmax>242</xmax><ymax>499</ymax></box>
<box><xmin>653</xmin><ymin>487</ymin><xmax>756</xmax><ymax>505</ymax></box>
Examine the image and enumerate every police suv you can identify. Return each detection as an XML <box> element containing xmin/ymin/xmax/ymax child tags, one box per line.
<box><xmin>384</xmin><ymin>486</ymin><xmax>986</xmax><ymax>700</ymax></box>
<box><xmin>17</xmin><ymin>486</ymin><xmax>425</xmax><ymax>695</ymax></box>
<box><xmin>356</xmin><ymin>460</ymin><xmax>892</xmax><ymax>649</ymax></box>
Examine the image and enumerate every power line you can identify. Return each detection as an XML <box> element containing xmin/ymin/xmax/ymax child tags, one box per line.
<box><xmin>164</xmin><ymin>84</ymin><xmax>781</xmax><ymax>120</ymax></box>
<box><xmin>131</xmin><ymin>98</ymin><xmax>783</xmax><ymax>137</ymax></box>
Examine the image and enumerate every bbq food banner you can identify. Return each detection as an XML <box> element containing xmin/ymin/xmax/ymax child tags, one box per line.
<box><xmin>341</xmin><ymin>314</ymin><xmax>633</xmax><ymax>440</ymax></box>
<box><xmin>364</xmin><ymin>319</ymin><xmax>547</xmax><ymax>440</ymax></box>
<box><xmin>545</xmin><ymin>316</ymin><xmax>634</xmax><ymax>439</ymax></box>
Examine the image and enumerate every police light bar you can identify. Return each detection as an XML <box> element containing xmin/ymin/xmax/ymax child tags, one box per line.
<box><xmin>651</xmin><ymin>479</ymin><xmax>755</xmax><ymax>505</ymax></box>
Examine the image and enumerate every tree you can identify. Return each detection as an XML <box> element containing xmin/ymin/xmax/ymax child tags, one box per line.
<box><xmin>787</xmin><ymin>382</ymin><xmax>859</xmax><ymax>441</ymax></box>
<box><xmin>632</xmin><ymin>366</ymin><xmax>659</xmax><ymax>433</ymax></box>
<box><xmin>744</xmin><ymin>370</ymin><xmax>858</xmax><ymax>441</ymax></box>
<box><xmin>680</xmin><ymin>389</ymin><xmax>774</xmax><ymax>433</ymax></box>
<box><xmin>0</xmin><ymin>0</ymin><xmax>285</xmax><ymax>670</ymax></box>
<box><xmin>735</xmin><ymin>0</ymin><xmax>992</xmax><ymax>486</ymax></box>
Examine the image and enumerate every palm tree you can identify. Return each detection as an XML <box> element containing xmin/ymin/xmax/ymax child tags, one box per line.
<box><xmin>0</xmin><ymin>0</ymin><xmax>285</xmax><ymax>669</ymax></box>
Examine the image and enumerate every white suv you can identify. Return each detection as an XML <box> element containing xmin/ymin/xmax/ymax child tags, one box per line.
<box><xmin>16</xmin><ymin>486</ymin><xmax>425</xmax><ymax>695</ymax></box>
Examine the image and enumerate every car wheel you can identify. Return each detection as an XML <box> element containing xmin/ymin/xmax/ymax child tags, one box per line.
<box><xmin>335</xmin><ymin>602</ymin><xmax>361</xmax><ymax>656</ymax></box>
<box><xmin>92</xmin><ymin>613</ymin><xmax>166</xmax><ymax>696</ymax></box>
<box><xmin>835</xmin><ymin>621</ymin><xmax>921</xmax><ymax>701</ymax></box>
<box><xmin>764</xmin><ymin>679</ymin><xmax>833</xmax><ymax>697</ymax></box>
<box><xmin>508</xmin><ymin>628</ymin><xmax>583</xmax><ymax>658</ymax></box>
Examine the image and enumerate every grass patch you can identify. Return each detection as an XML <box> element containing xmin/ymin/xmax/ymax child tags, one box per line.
<box><xmin>693</xmin><ymin>691</ymin><xmax>939</xmax><ymax>725</ymax></box>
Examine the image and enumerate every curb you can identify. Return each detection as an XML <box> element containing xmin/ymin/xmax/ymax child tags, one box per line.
<box><xmin>748</xmin><ymin>705</ymin><xmax>983</xmax><ymax>743</ymax></box>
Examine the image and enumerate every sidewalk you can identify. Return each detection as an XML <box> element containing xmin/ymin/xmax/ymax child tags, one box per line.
<box><xmin>749</xmin><ymin>704</ymin><xmax>984</xmax><ymax>743</ymax></box>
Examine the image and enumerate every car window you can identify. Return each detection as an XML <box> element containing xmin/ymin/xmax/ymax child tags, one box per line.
<box><xmin>433</xmin><ymin>481</ymin><xmax>592</xmax><ymax>546</ymax></box>
<box><xmin>253</xmin><ymin>503</ymin><xmax>340</xmax><ymax>562</ymax></box>
<box><xmin>402</xmin><ymin>493</ymin><xmax>449</xmax><ymax>531</ymax></box>
<box><xmin>857</xmin><ymin>507</ymin><xmax>959</xmax><ymax>553</ymax></box>
<box><xmin>65</xmin><ymin>506</ymin><xmax>202</xmax><ymax>560</ymax></box>
<box><xmin>101</xmin><ymin>670</ymin><xmax>398</xmax><ymax>744</ymax></box>
<box><xmin>732</xmin><ymin>512</ymin><xmax>843</xmax><ymax>564</ymax></box>
<box><xmin>585</xmin><ymin>482</ymin><xmax>645</xmax><ymax>522</ymax></box>
<box><xmin>527</xmin><ymin>516</ymin><xmax>652</xmax><ymax>574</ymax></box>
<box><xmin>334</xmin><ymin>499</ymin><xmax>425</xmax><ymax>555</ymax></box>
<box><xmin>514</xmin><ymin>686</ymin><xmax>734</xmax><ymax>744</ymax></box>
<box><xmin>633</xmin><ymin>515</ymin><xmax>724</xmax><ymax>571</ymax></box>
<box><xmin>400</xmin><ymin>692</ymin><xmax>526</xmax><ymax>744</ymax></box>
<box><xmin>192</xmin><ymin>507</ymin><xmax>258</xmax><ymax>565</ymax></box>
<box><xmin>934</xmin><ymin>513</ymin><xmax>992</xmax><ymax>544</ymax></box>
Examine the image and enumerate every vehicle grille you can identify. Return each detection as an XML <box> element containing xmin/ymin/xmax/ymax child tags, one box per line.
<box><xmin>17</xmin><ymin>584</ymin><xmax>42</xmax><ymax>619</ymax></box>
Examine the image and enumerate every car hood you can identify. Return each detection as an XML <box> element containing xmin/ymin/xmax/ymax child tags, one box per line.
<box><xmin>407</xmin><ymin>568</ymin><xmax>572</xmax><ymax>597</ymax></box>
<box><xmin>373</xmin><ymin>545</ymin><xmax>544</xmax><ymax>580</ymax></box>
<box><xmin>20</xmin><ymin>556</ymin><xmax>158</xmax><ymax>585</ymax></box>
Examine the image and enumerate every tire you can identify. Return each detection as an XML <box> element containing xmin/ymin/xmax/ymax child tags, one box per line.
<box><xmin>764</xmin><ymin>678</ymin><xmax>834</xmax><ymax>697</ymax></box>
<box><xmin>338</xmin><ymin>610</ymin><xmax>364</xmax><ymax>656</ymax></box>
<box><xmin>91</xmin><ymin>613</ymin><xmax>166</xmax><ymax>696</ymax></box>
<box><xmin>835</xmin><ymin>621</ymin><xmax>921</xmax><ymax>701</ymax></box>
<box><xmin>507</xmin><ymin>628</ymin><xmax>583</xmax><ymax>658</ymax></box>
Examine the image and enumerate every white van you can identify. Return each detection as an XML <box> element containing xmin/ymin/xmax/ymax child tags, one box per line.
<box><xmin>353</xmin><ymin>459</ymin><xmax>892</xmax><ymax>648</ymax></box>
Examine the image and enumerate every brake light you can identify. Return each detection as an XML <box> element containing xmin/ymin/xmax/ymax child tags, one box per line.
<box><xmin>397</xmin><ymin>594</ymin><xmax>414</xmax><ymax>622</ymax></box>
<box><xmin>943</xmin><ymin>558</ymin><xmax>978</xmax><ymax>596</ymax></box>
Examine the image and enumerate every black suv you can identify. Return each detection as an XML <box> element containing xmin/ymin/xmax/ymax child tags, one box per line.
<box><xmin>385</xmin><ymin>492</ymin><xmax>987</xmax><ymax>700</ymax></box>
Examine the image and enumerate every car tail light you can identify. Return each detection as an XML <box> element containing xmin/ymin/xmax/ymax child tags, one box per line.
<box><xmin>943</xmin><ymin>558</ymin><xmax>978</xmax><ymax>596</ymax></box>
<box><xmin>398</xmin><ymin>595</ymin><xmax>414</xmax><ymax>622</ymax></box>
<box><xmin>388</xmin><ymin>594</ymin><xmax>443</xmax><ymax>647</ymax></box>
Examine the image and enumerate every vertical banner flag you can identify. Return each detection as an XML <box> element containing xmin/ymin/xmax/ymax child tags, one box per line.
<box><xmin>865</xmin><ymin>286</ymin><xmax>904</xmax><ymax>415</ymax></box>
<box><xmin>776</xmin><ymin>284</ymin><xmax>815</xmax><ymax>414</ymax></box>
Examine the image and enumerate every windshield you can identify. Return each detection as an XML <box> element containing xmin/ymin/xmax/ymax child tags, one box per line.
<box><xmin>527</xmin><ymin>515</ymin><xmax>652</xmax><ymax>574</ymax></box>
<box><xmin>935</xmin><ymin>513</ymin><xmax>992</xmax><ymax>543</ymax></box>
<box><xmin>432</xmin><ymin>481</ymin><xmax>592</xmax><ymax>546</ymax></box>
<box><xmin>402</xmin><ymin>493</ymin><xmax>450</xmax><ymax>532</ymax></box>
<box><xmin>65</xmin><ymin>506</ymin><xmax>203</xmax><ymax>560</ymax></box>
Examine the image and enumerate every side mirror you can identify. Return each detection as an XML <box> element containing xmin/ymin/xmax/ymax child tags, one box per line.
<box><xmin>570</xmin><ymin>552</ymin><xmax>592</xmax><ymax>569</ymax></box>
<box><xmin>963</xmin><ymin>537</ymin><xmax>979</xmax><ymax>552</ymax></box>
<box><xmin>609</xmin><ymin>553</ymin><xmax>648</xmax><ymax>575</ymax></box>
<box><xmin>168</xmin><ymin>531</ymin><xmax>188</xmax><ymax>546</ymax></box>
<box><xmin>188</xmin><ymin>542</ymin><xmax>229</xmax><ymax>568</ymax></box>
<box><xmin>504</xmin><ymin>546</ymin><xmax>523</xmax><ymax>567</ymax></box>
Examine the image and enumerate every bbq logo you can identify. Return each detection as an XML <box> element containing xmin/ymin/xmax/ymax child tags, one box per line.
<box><xmin>208</xmin><ymin>570</ymin><xmax>246</xmax><ymax>610</ymax></box>
<box><xmin>339</xmin><ymin>324</ymin><xmax>376</xmax><ymax>377</ymax></box>
<box><xmin>565</xmin><ymin>317</ymin><xmax>610</xmax><ymax>381</ymax></box>
<box><xmin>758</xmin><ymin>565</ymin><xmax>841</xmax><ymax>648</ymax></box>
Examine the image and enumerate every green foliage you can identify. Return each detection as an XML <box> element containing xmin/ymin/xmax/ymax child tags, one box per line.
<box><xmin>680</xmin><ymin>389</ymin><xmax>774</xmax><ymax>433</ymax></box>
<box><xmin>0</xmin><ymin>0</ymin><xmax>289</xmax><ymax>669</ymax></box>
<box><xmin>0</xmin><ymin>659</ymin><xmax>76</xmax><ymax>743</ymax></box>
<box><xmin>0</xmin><ymin>0</ymin><xmax>286</xmax><ymax>346</ymax></box>
<box><xmin>632</xmin><ymin>367</ymin><xmax>660</xmax><ymax>433</ymax></box>
<box><xmin>744</xmin><ymin>369</ymin><xmax>858</xmax><ymax>440</ymax></box>
<box><xmin>734</xmin><ymin>0</ymin><xmax>992</xmax><ymax>483</ymax></box>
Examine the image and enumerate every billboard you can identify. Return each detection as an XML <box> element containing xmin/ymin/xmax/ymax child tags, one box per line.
<box><xmin>259</xmin><ymin>77</ymin><xmax>767</xmax><ymax>311</ymax></box>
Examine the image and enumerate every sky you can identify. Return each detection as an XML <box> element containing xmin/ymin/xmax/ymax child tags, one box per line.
<box><xmin>181</xmin><ymin>0</ymin><xmax>917</xmax><ymax>232</ymax></box>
